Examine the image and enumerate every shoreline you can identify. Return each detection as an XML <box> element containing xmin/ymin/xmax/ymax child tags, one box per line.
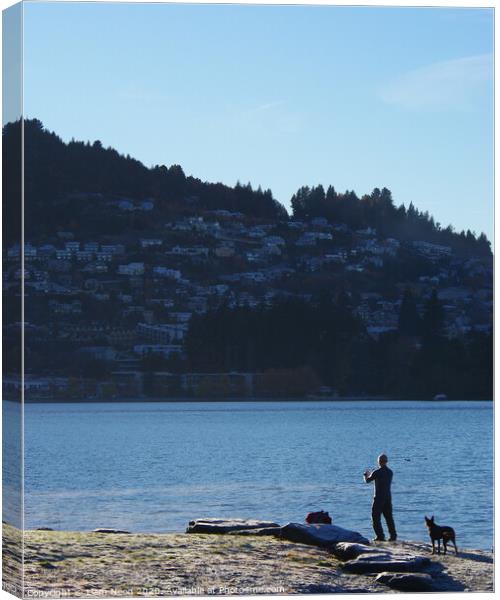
<box><xmin>5</xmin><ymin>524</ymin><xmax>494</xmax><ymax>554</ymax></box>
<box><xmin>4</xmin><ymin>522</ymin><xmax>494</xmax><ymax>555</ymax></box>
<box><xmin>3</xmin><ymin>524</ymin><xmax>494</xmax><ymax>595</ymax></box>
<box><xmin>5</xmin><ymin>396</ymin><xmax>493</xmax><ymax>404</ymax></box>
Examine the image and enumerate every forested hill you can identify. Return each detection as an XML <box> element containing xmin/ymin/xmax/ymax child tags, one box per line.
<box><xmin>291</xmin><ymin>185</ymin><xmax>491</xmax><ymax>257</ymax></box>
<box><xmin>2</xmin><ymin>119</ymin><xmax>491</xmax><ymax>256</ymax></box>
<box><xmin>2</xmin><ymin>119</ymin><xmax>287</xmax><ymax>243</ymax></box>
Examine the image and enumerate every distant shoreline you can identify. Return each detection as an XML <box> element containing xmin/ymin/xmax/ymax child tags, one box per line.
<box><xmin>4</xmin><ymin>396</ymin><xmax>493</xmax><ymax>404</ymax></box>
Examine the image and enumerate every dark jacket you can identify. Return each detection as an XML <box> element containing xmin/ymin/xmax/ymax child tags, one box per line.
<box><xmin>365</xmin><ymin>465</ymin><xmax>393</xmax><ymax>500</ymax></box>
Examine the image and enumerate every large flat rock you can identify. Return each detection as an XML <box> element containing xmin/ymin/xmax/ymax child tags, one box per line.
<box><xmin>228</xmin><ymin>527</ymin><xmax>282</xmax><ymax>536</ymax></box>
<box><xmin>186</xmin><ymin>518</ymin><xmax>280</xmax><ymax>534</ymax></box>
<box><xmin>343</xmin><ymin>552</ymin><xmax>431</xmax><ymax>574</ymax></box>
<box><xmin>332</xmin><ymin>542</ymin><xmax>385</xmax><ymax>561</ymax></box>
<box><xmin>375</xmin><ymin>572</ymin><xmax>434</xmax><ymax>591</ymax></box>
<box><xmin>279</xmin><ymin>523</ymin><xmax>369</xmax><ymax>548</ymax></box>
<box><xmin>92</xmin><ymin>528</ymin><xmax>131</xmax><ymax>534</ymax></box>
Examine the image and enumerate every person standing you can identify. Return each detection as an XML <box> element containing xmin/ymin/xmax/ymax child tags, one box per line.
<box><xmin>364</xmin><ymin>453</ymin><xmax>397</xmax><ymax>542</ymax></box>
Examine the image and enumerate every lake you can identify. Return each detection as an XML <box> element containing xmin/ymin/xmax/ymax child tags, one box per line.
<box><xmin>3</xmin><ymin>400</ymin><xmax>493</xmax><ymax>550</ymax></box>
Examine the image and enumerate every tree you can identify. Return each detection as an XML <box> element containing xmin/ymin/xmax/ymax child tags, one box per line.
<box><xmin>398</xmin><ymin>289</ymin><xmax>421</xmax><ymax>337</ymax></box>
<box><xmin>5</xmin><ymin>118</ymin><xmax>289</xmax><ymax>236</ymax></box>
<box><xmin>308</xmin><ymin>185</ymin><xmax>326</xmax><ymax>217</ymax></box>
<box><xmin>291</xmin><ymin>186</ymin><xmax>311</xmax><ymax>219</ymax></box>
<box><xmin>422</xmin><ymin>290</ymin><xmax>444</xmax><ymax>339</ymax></box>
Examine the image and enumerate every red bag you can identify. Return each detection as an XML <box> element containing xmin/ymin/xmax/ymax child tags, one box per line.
<box><xmin>305</xmin><ymin>510</ymin><xmax>332</xmax><ymax>524</ymax></box>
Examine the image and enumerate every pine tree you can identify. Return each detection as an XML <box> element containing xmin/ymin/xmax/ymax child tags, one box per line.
<box><xmin>422</xmin><ymin>290</ymin><xmax>444</xmax><ymax>338</ymax></box>
<box><xmin>398</xmin><ymin>289</ymin><xmax>421</xmax><ymax>336</ymax></box>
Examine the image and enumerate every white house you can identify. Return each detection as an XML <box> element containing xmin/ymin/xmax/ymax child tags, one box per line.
<box><xmin>137</xmin><ymin>322</ymin><xmax>188</xmax><ymax>343</ymax></box>
<box><xmin>153</xmin><ymin>266</ymin><xmax>181</xmax><ymax>280</ymax></box>
<box><xmin>133</xmin><ymin>344</ymin><xmax>182</xmax><ymax>358</ymax></box>
<box><xmin>118</xmin><ymin>262</ymin><xmax>145</xmax><ymax>276</ymax></box>
<box><xmin>140</xmin><ymin>238</ymin><xmax>163</xmax><ymax>248</ymax></box>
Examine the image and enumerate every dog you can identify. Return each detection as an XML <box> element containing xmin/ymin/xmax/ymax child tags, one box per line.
<box><xmin>425</xmin><ymin>515</ymin><xmax>458</xmax><ymax>555</ymax></box>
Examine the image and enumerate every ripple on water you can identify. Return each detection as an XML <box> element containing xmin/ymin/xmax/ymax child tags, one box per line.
<box><xmin>5</xmin><ymin>400</ymin><xmax>492</xmax><ymax>550</ymax></box>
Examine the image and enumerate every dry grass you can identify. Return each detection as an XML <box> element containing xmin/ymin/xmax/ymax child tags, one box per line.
<box><xmin>2</xmin><ymin>524</ymin><xmax>493</xmax><ymax>597</ymax></box>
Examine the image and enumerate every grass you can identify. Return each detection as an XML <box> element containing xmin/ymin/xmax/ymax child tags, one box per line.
<box><xmin>2</xmin><ymin>523</ymin><xmax>493</xmax><ymax>596</ymax></box>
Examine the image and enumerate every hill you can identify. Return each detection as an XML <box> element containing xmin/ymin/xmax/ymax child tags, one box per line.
<box><xmin>2</xmin><ymin>119</ymin><xmax>287</xmax><ymax>244</ymax></box>
<box><xmin>2</xmin><ymin>118</ymin><xmax>493</xmax><ymax>400</ymax></box>
<box><xmin>291</xmin><ymin>185</ymin><xmax>490</xmax><ymax>257</ymax></box>
<box><xmin>3</xmin><ymin>118</ymin><xmax>491</xmax><ymax>257</ymax></box>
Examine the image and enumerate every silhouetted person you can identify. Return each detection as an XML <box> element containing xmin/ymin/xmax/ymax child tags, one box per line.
<box><xmin>364</xmin><ymin>454</ymin><xmax>397</xmax><ymax>542</ymax></box>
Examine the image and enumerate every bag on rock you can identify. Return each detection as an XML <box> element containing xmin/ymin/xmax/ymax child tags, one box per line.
<box><xmin>305</xmin><ymin>510</ymin><xmax>332</xmax><ymax>524</ymax></box>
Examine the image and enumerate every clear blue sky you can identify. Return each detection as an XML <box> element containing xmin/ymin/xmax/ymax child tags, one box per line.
<box><xmin>22</xmin><ymin>2</ymin><xmax>493</xmax><ymax>240</ymax></box>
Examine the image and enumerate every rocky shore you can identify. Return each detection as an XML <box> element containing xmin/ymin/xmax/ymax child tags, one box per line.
<box><xmin>2</xmin><ymin>521</ymin><xmax>493</xmax><ymax>596</ymax></box>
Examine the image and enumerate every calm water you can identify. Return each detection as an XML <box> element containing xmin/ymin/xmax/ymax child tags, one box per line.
<box><xmin>4</xmin><ymin>400</ymin><xmax>494</xmax><ymax>549</ymax></box>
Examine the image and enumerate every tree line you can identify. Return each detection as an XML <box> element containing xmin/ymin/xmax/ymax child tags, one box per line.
<box><xmin>184</xmin><ymin>291</ymin><xmax>492</xmax><ymax>400</ymax></box>
<box><xmin>3</xmin><ymin>119</ymin><xmax>491</xmax><ymax>256</ymax></box>
<box><xmin>2</xmin><ymin>119</ymin><xmax>287</xmax><ymax>244</ymax></box>
<box><xmin>291</xmin><ymin>185</ymin><xmax>491</xmax><ymax>256</ymax></box>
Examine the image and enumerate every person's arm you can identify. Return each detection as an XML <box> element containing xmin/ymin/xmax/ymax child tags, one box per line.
<box><xmin>364</xmin><ymin>469</ymin><xmax>377</xmax><ymax>482</ymax></box>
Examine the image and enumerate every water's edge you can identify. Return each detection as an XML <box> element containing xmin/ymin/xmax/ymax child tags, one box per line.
<box><xmin>6</xmin><ymin>396</ymin><xmax>494</xmax><ymax>403</ymax></box>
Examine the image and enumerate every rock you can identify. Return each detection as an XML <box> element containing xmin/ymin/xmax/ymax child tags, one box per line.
<box><xmin>375</xmin><ymin>572</ymin><xmax>434</xmax><ymax>591</ymax></box>
<box><xmin>186</xmin><ymin>518</ymin><xmax>280</xmax><ymax>534</ymax></box>
<box><xmin>332</xmin><ymin>542</ymin><xmax>385</xmax><ymax>560</ymax></box>
<box><xmin>36</xmin><ymin>527</ymin><xmax>54</xmax><ymax>531</ymax></box>
<box><xmin>228</xmin><ymin>527</ymin><xmax>282</xmax><ymax>536</ymax></box>
<box><xmin>343</xmin><ymin>552</ymin><xmax>431</xmax><ymax>574</ymax></box>
<box><xmin>279</xmin><ymin>523</ymin><xmax>369</xmax><ymax>548</ymax></box>
<box><xmin>93</xmin><ymin>528</ymin><xmax>131</xmax><ymax>534</ymax></box>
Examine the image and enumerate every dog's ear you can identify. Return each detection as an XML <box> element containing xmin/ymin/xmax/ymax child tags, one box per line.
<box><xmin>431</xmin><ymin>515</ymin><xmax>434</xmax><ymax>522</ymax></box>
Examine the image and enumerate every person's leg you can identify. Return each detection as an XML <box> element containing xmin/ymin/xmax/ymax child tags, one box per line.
<box><xmin>371</xmin><ymin>499</ymin><xmax>385</xmax><ymax>539</ymax></box>
<box><xmin>382</xmin><ymin>498</ymin><xmax>397</xmax><ymax>540</ymax></box>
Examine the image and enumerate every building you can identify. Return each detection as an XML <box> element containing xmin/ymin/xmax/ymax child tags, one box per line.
<box><xmin>413</xmin><ymin>241</ymin><xmax>452</xmax><ymax>261</ymax></box>
<box><xmin>215</xmin><ymin>245</ymin><xmax>235</xmax><ymax>258</ymax></box>
<box><xmin>153</xmin><ymin>267</ymin><xmax>182</xmax><ymax>280</ymax></box>
<box><xmin>140</xmin><ymin>238</ymin><xmax>163</xmax><ymax>248</ymax></box>
<box><xmin>169</xmin><ymin>246</ymin><xmax>209</xmax><ymax>257</ymax></box>
<box><xmin>65</xmin><ymin>241</ymin><xmax>80</xmax><ymax>253</ymax></box>
<box><xmin>118</xmin><ymin>262</ymin><xmax>145</xmax><ymax>276</ymax></box>
<box><xmin>137</xmin><ymin>322</ymin><xmax>188</xmax><ymax>344</ymax></box>
<box><xmin>133</xmin><ymin>344</ymin><xmax>183</xmax><ymax>358</ymax></box>
<box><xmin>101</xmin><ymin>244</ymin><xmax>125</xmax><ymax>256</ymax></box>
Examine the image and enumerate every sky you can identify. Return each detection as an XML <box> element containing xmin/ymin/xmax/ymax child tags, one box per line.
<box><xmin>20</xmin><ymin>1</ymin><xmax>494</xmax><ymax>240</ymax></box>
